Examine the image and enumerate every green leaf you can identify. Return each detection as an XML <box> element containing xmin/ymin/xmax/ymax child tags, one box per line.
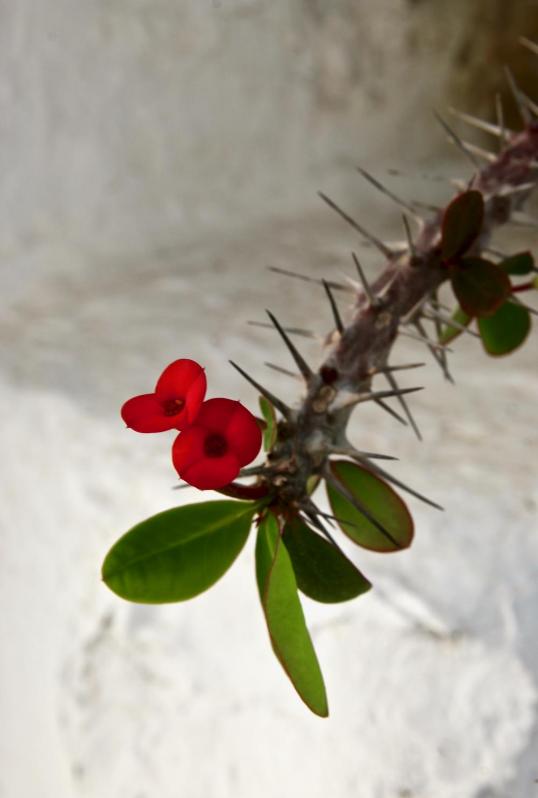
<box><xmin>282</xmin><ymin>516</ymin><xmax>371</xmax><ymax>603</ymax></box>
<box><xmin>441</xmin><ymin>190</ymin><xmax>484</xmax><ymax>262</ymax></box>
<box><xmin>256</xmin><ymin>513</ymin><xmax>329</xmax><ymax>717</ymax></box>
<box><xmin>438</xmin><ymin>305</ymin><xmax>472</xmax><ymax>345</ymax></box>
<box><xmin>499</xmin><ymin>251</ymin><xmax>535</xmax><ymax>275</ymax></box>
<box><xmin>326</xmin><ymin>460</ymin><xmax>414</xmax><ymax>552</ymax></box>
<box><xmin>452</xmin><ymin>257</ymin><xmax>510</xmax><ymax>318</ymax></box>
<box><xmin>478</xmin><ymin>301</ymin><xmax>531</xmax><ymax>356</ymax></box>
<box><xmin>259</xmin><ymin>396</ymin><xmax>277</xmax><ymax>451</ymax></box>
<box><xmin>102</xmin><ymin>500</ymin><xmax>256</xmax><ymax>603</ymax></box>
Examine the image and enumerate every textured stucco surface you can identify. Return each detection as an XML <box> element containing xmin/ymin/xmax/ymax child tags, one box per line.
<box><xmin>1</xmin><ymin>2</ymin><xmax>538</xmax><ymax>797</ymax></box>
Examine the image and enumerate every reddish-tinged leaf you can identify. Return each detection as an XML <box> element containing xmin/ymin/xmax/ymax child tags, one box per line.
<box><xmin>452</xmin><ymin>257</ymin><xmax>510</xmax><ymax>318</ymax></box>
<box><xmin>326</xmin><ymin>460</ymin><xmax>414</xmax><ymax>552</ymax></box>
<box><xmin>441</xmin><ymin>190</ymin><xmax>484</xmax><ymax>262</ymax></box>
<box><xmin>478</xmin><ymin>301</ymin><xmax>531</xmax><ymax>356</ymax></box>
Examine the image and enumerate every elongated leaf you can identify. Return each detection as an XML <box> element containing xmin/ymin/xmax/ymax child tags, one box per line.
<box><xmin>441</xmin><ymin>190</ymin><xmax>484</xmax><ymax>262</ymax></box>
<box><xmin>102</xmin><ymin>500</ymin><xmax>256</xmax><ymax>603</ymax></box>
<box><xmin>438</xmin><ymin>305</ymin><xmax>472</xmax><ymax>345</ymax></box>
<box><xmin>259</xmin><ymin>396</ymin><xmax>277</xmax><ymax>451</ymax></box>
<box><xmin>326</xmin><ymin>460</ymin><xmax>414</xmax><ymax>552</ymax></box>
<box><xmin>452</xmin><ymin>257</ymin><xmax>510</xmax><ymax>317</ymax></box>
<box><xmin>499</xmin><ymin>251</ymin><xmax>535</xmax><ymax>275</ymax></box>
<box><xmin>283</xmin><ymin>517</ymin><xmax>371</xmax><ymax>603</ymax></box>
<box><xmin>256</xmin><ymin>513</ymin><xmax>328</xmax><ymax>717</ymax></box>
<box><xmin>478</xmin><ymin>301</ymin><xmax>531</xmax><ymax>356</ymax></box>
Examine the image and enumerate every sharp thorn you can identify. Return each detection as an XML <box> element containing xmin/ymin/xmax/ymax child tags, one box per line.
<box><xmin>401</xmin><ymin>213</ymin><xmax>417</xmax><ymax>258</ymax></box>
<box><xmin>356</xmin><ymin>165</ymin><xmax>419</xmax><ymax>217</ymax></box>
<box><xmin>422</xmin><ymin>309</ymin><xmax>479</xmax><ymax>338</ymax></box>
<box><xmin>264</xmin><ymin>361</ymin><xmax>302</xmax><ymax>380</ymax></box>
<box><xmin>324</xmin><ymin>468</ymin><xmax>403</xmax><ymax>549</ymax></box>
<box><xmin>268</xmin><ymin>265</ymin><xmax>351</xmax><ymax>293</ymax></box>
<box><xmin>504</xmin><ymin>66</ymin><xmax>532</xmax><ymax>125</ymax></box>
<box><xmin>265</xmin><ymin>309</ymin><xmax>313</xmax><ymax>380</ymax></box>
<box><xmin>300</xmin><ymin>506</ymin><xmax>344</xmax><ymax>553</ymax></box>
<box><xmin>433</xmin><ymin>110</ymin><xmax>481</xmax><ymax>170</ymax></box>
<box><xmin>498</xmin><ymin>182</ymin><xmax>536</xmax><ymax>197</ymax></box>
<box><xmin>228</xmin><ymin>360</ymin><xmax>291</xmax><ymax>418</ymax></box>
<box><xmin>460</xmin><ymin>140</ymin><xmax>496</xmax><ymax>163</ymax></box>
<box><xmin>482</xmin><ymin>245</ymin><xmax>508</xmax><ymax>259</ymax></box>
<box><xmin>329</xmin><ymin>445</ymin><xmax>399</xmax><ymax>462</ymax></box>
<box><xmin>373</xmin><ymin>396</ymin><xmax>409</xmax><ymax>426</ymax></box>
<box><xmin>237</xmin><ymin>465</ymin><xmax>268</xmax><ymax>478</ymax></box>
<box><xmin>386</xmin><ymin>166</ymin><xmax>455</xmax><ymax>184</ymax></box>
<box><xmin>495</xmin><ymin>93</ymin><xmax>507</xmax><ymax>148</ymax></box>
<box><xmin>351</xmin><ymin>252</ymin><xmax>380</xmax><ymax>307</ymax></box>
<box><xmin>382</xmin><ymin>370</ymin><xmax>422</xmax><ymax>440</ymax></box>
<box><xmin>520</xmin><ymin>36</ymin><xmax>538</xmax><ymax>57</ymax></box>
<box><xmin>247</xmin><ymin>320</ymin><xmax>315</xmax><ymax>339</ymax></box>
<box><xmin>414</xmin><ymin>317</ymin><xmax>454</xmax><ymax>382</ymax></box>
<box><xmin>339</xmin><ymin>385</ymin><xmax>424</xmax><ymax>410</ymax></box>
<box><xmin>448</xmin><ymin>106</ymin><xmax>507</xmax><ymax>138</ymax></box>
<box><xmin>519</xmin><ymin>88</ymin><xmax>538</xmax><ymax>118</ymax></box>
<box><xmin>377</xmin><ymin>362</ymin><xmax>426</xmax><ymax>373</ymax></box>
<box><xmin>318</xmin><ymin>191</ymin><xmax>395</xmax><ymax>258</ymax></box>
<box><xmin>399</xmin><ymin>327</ymin><xmax>453</xmax><ymax>352</ymax></box>
<box><xmin>322</xmin><ymin>279</ymin><xmax>344</xmax><ymax>334</ymax></box>
<box><xmin>351</xmin><ymin>457</ymin><xmax>444</xmax><ymax>511</ymax></box>
<box><xmin>424</xmin><ymin>297</ymin><xmax>456</xmax><ymax>382</ymax></box>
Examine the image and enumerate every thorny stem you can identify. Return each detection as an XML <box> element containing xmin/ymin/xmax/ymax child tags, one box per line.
<box><xmin>248</xmin><ymin>124</ymin><xmax>538</xmax><ymax>510</ymax></box>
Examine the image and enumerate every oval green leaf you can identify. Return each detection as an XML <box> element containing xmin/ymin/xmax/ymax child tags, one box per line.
<box><xmin>478</xmin><ymin>300</ymin><xmax>531</xmax><ymax>356</ymax></box>
<box><xmin>438</xmin><ymin>305</ymin><xmax>473</xmax><ymax>345</ymax></box>
<box><xmin>326</xmin><ymin>460</ymin><xmax>414</xmax><ymax>552</ymax></box>
<box><xmin>256</xmin><ymin>513</ymin><xmax>329</xmax><ymax>717</ymax></box>
<box><xmin>102</xmin><ymin>500</ymin><xmax>257</xmax><ymax>603</ymax></box>
<box><xmin>499</xmin><ymin>251</ymin><xmax>535</xmax><ymax>275</ymax></box>
<box><xmin>441</xmin><ymin>190</ymin><xmax>484</xmax><ymax>262</ymax></box>
<box><xmin>259</xmin><ymin>396</ymin><xmax>277</xmax><ymax>451</ymax></box>
<box><xmin>452</xmin><ymin>257</ymin><xmax>510</xmax><ymax>317</ymax></box>
<box><xmin>283</xmin><ymin>516</ymin><xmax>371</xmax><ymax>603</ymax></box>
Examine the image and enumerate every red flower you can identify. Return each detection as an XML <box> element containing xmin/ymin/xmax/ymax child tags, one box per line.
<box><xmin>172</xmin><ymin>398</ymin><xmax>262</xmax><ymax>489</ymax></box>
<box><xmin>121</xmin><ymin>359</ymin><xmax>206</xmax><ymax>433</ymax></box>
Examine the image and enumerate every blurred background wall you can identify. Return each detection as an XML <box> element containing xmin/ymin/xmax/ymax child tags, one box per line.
<box><xmin>1</xmin><ymin>2</ymin><xmax>537</xmax><ymax>797</ymax></box>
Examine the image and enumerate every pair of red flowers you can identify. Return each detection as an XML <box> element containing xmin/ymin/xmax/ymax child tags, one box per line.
<box><xmin>121</xmin><ymin>359</ymin><xmax>262</xmax><ymax>490</ymax></box>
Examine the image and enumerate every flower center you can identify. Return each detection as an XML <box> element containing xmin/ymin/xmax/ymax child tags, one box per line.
<box><xmin>162</xmin><ymin>397</ymin><xmax>185</xmax><ymax>416</ymax></box>
<box><xmin>204</xmin><ymin>432</ymin><xmax>228</xmax><ymax>458</ymax></box>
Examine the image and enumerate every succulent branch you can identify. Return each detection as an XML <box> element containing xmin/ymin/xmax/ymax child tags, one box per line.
<box><xmin>243</xmin><ymin>120</ymin><xmax>538</xmax><ymax>516</ymax></box>
<box><xmin>104</xmin><ymin>50</ymin><xmax>538</xmax><ymax>717</ymax></box>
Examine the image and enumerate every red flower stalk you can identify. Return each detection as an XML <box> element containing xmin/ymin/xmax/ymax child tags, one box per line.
<box><xmin>172</xmin><ymin>398</ymin><xmax>262</xmax><ymax>489</ymax></box>
<box><xmin>121</xmin><ymin>359</ymin><xmax>206</xmax><ymax>433</ymax></box>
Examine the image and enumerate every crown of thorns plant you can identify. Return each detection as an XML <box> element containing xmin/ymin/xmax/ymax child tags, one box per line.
<box><xmin>102</xmin><ymin>45</ymin><xmax>538</xmax><ymax>717</ymax></box>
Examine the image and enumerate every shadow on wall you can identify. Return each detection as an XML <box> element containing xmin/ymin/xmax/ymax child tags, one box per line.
<box><xmin>302</xmin><ymin>0</ymin><xmax>538</xmax><ymax>127</ymax></box>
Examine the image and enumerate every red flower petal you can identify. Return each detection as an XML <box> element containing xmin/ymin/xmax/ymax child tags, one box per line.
<box><xmin>194</xmin><ymin>397</ymin><xmax>241</xmax><ymax>432</ymax></box>
<box><xmin>171</xmin><ymin>427</ymin><xmax>240</xmax><ymax>489</ymax></box>
<box><xmin>181</xmin><ymin>453</ymin><xmax>240</xmax><ymax>490</ymax></box>
<box><xmin>121</xmin><ymin>394</ymin><xmax>180</xmax><ymax>433</ymax></box>
<box><xmin>182</xmin><ymin>371</ymin><xmax>207</xmax><ymax>426</ymax></box>
<box><xmin>225</xmin><ymin>403</ymin><xmax>262</xmax><ymax>466</ymax></box>
<box><xmin>171</xmin><ymin>426</ymin><xmax>207</xmax><ymax>472</ymax></box>
<box><xmin>155</xmin><ymin>359</ymin><xmax>206</xmax><ymax>401</ymax></box>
